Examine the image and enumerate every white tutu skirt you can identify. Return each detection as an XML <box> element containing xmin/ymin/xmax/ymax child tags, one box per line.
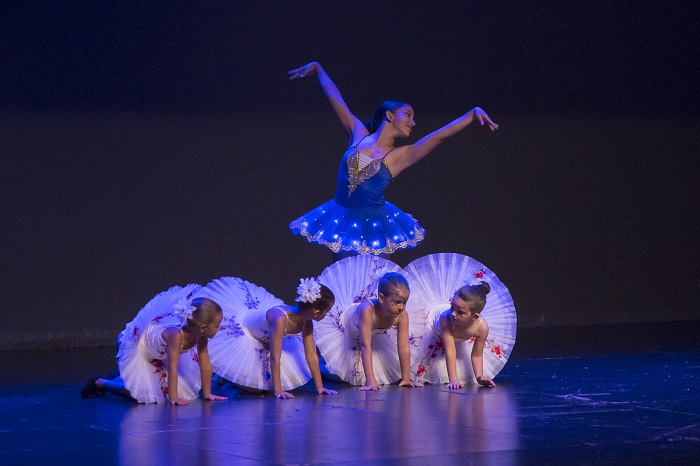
<box><xmin>204</xmin><ymin>277</ymin><xmax>312</xmax><ymax>391</ymax></box>
<box><xmin>404</xmin><ymin>253</ymin><xmax>517</xmax><ymax>384</ymax></box>
<box><xmin>117</xmin><ymin>284</ymin><xmax>204</xmax><ymax>403</ymax></box>
<box><xmin>316</xmin><ymin>255</ymin><xmax>421</xmax><ymax>385</ymax></box>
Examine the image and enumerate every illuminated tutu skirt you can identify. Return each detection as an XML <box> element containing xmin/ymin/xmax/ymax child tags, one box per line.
<box><xmin>315</xmin><ymin>255</ymin><xmax>421</xmax><ymax>385</ymax></box>
<box><xmin>289</xmin><ymin>199</ymin><xmax>425</xmax><ymax>255</ymax></box>
<box><xmin>117</xmin><ymin>284</ymin><xmax>204</xmax><ymax>403</ymax></box>
<box><xmin>204</xmin><ymin>277</ymin><xmax>312</xmax><ymax>391</ymax></box>
<box><xmin>405</xmin><ymin>253</ymin><xmax>517</xmax><ymax>384</ymax></box>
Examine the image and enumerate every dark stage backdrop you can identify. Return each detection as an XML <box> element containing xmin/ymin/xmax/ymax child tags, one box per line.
<box><xmin>1</xmin><ymin>2</ymin><xmax>698</xmax><ymax>349</ymax></box>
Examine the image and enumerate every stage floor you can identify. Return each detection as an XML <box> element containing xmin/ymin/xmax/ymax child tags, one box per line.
<box><xmin>1</xmin><ymin>322</ymin><xmax>699</xmax><ymax>465</ymax></box>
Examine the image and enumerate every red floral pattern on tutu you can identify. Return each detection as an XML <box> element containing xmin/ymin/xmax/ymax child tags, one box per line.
<box><xmin>236</xmin><ymin>279</ymin><xmax>261</xmax><ymax>310</ymax></box>
<box><xmin>352</xmin><ymin>259</ymin><xmax>387</xmax><ymax>303</ymax></box>
<box><xmin>150</xmin><ymin>359</ymin><xmax>168</xmax><ymax>396</ymax></box>
<box><xmin>255</xmin><ymin>348</ymin><xmax>271</xmax><ymax>382</ymax></box>
<box><xmin>329</xmin><ymin>308</ymin><xmax>345</xmax><ymax>332</ymax></box>
<box><xmin>221</xmin><ymin>315</ymin><xmax>245</xmax><ymax>337</ymax></box>
<box><xmin>416</xmin><ymin>339</ymin><xmax>445</xmax><ymax>377</ymax></box>
<box><xmin>416</xmin><ymin>334</ymin><xmax>507</xmax><ymax>380</ymax></box>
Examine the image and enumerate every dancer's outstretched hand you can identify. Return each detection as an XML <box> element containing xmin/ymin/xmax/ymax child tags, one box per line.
<box><xmin>398</xmin><ymin>379</ymin><xmax>424</xmax><ymax>388</ymax></box>
<box><xmin>288</xmin><ymin>62</ymin><xmax>320</xmax><ymax>80</ymax></box>
<box><xmin>204</xmin><ymin>394</ymin><xmax>228</xmax><ymax>401</ymax></box>
<box><xmin>275</xmin><ymin>391</ymin><xmax>295</xmax><ymax>399</ymax></box>
<box><xmin>473</xmin><ymin>107</ymin><xmax>499</xmax><ymax>131</ymax></box>
<box><xmin>318</xmin><ymin>387</ymin><xmax>338</xmax><ymax>395</ymax></box>
<box><xmin>359</xmin><ymin>381</ymin><xmax>381</xmax><ymax>391</ymax></box>
<box><xmin>476</xmin><ymin>376</ymin><xmax>496</xmax><ymax>388</ymax></box>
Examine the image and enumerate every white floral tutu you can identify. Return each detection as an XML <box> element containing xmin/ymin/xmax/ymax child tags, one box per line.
<box><xmin>204</xmin><ymin>277</ymin><xmax>312</xmax><ymax>391</ymax></box>
<box><xmin>315</xmin><ymin>255</ymin><xmax>422</xmax><ymax>385</ymax></box>
<box><xmin>117</xmin><ymin>284</ymin><xmax>204</xmax><ymax>403</ymax></box>
<box><xmin>404</xmin><ymin>253</ymin><xmax>517</xmax><ymax>384</ymax></box>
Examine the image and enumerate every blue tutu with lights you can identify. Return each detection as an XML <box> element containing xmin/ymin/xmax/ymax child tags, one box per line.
<box><xmin>290</xmin><ymin>144</ymin><xmax>425</xmax><ymax>255</ymax></box>
<box><xmin>290</xmin><ymin>199</ymin><xmax>424</xmax><ymax>255</ymax></box>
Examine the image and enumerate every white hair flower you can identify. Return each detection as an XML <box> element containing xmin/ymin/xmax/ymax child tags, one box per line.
<box><xmin>173</xmin><ymin>298</ymin><xmax>196</xmax><ymax>320</ymax></box>
<box><xmin>295</xmin><ymin>277</ymin><xmax>322</xmax><ymax>303</ymax></box>
<box><xmin>371</xmin><ymin>266</ymin><xmax>390</xmax><ymax>281</ymax></box>
<box><xmin>464</xmin><ymin>269</ymin><xmax>487</xmax><ymax>287</ymax></box>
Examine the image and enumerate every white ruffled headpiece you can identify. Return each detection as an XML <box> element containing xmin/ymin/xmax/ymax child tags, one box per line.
<box><xmin>464</xmin><ymin>268</ymin><xmax>488</xmax><ymax>287</ymax></box>
<box><xmin>173</xmin><ymin>297</ymin><xmax>196</xmax><ymax>321</ymax></box>
<box><xmin>371</xmin><ymin>266</ymin><xmax>390</xmax><ymax>282</ymax></box>
<box><xmin>295</xmin><ymin>277</ymin><xmax>322</xmax><ymax>303</ymax></box>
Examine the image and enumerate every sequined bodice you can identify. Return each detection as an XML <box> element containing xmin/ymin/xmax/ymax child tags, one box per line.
<box><xmin>334</xmin><ymin>144</ymin><xmax>394</xmax><ymax>209</ymax></box>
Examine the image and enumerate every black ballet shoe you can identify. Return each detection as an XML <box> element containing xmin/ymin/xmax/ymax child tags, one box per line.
<box><xmin>81</xmin><ymin>373</ymin><xmax>105</xmax><ymax>398</ymax></box>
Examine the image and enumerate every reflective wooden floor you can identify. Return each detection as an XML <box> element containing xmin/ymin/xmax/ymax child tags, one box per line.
<box><xmin>1</xmin><ymin>321</ymin><xmax>699</xmax><ymax>465</ymax></box>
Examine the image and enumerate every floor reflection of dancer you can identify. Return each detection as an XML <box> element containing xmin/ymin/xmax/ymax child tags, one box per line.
<box><xmin>288</xmin><ymin>61</ymin><xmax>499</xmax><ymax>262</ymax></box>
<box><xmin>118</xmin><ymin>401</ymin><xmax>218</xmax><ymax>464</ymax></box>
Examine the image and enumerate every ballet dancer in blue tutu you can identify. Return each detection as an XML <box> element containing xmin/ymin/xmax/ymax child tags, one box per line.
<box><xmin>288</xmin><ymin>61</ymin><xmax>498</xmax><ymax>262</ymax></box>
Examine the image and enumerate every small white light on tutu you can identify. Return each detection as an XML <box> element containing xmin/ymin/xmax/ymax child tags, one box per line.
<box><xmin>295</xmin><ymin>277</ymin><xmax>322</xmax><ymax>303</ymax></box>
<box><xmin>173</xmin><ymin>298</ymin><xmax>196</xmax><ymax>320</ymax></box>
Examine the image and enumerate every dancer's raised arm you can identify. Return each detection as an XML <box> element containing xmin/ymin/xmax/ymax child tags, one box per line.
<box><xmin>388</xmin><ymin>107</ymin><xmax>499</xmax><ymax>176</ymax></box>
<box><xmin>288</xmin><ymin>61</ymin><xmax>367</xmax><ymax>140</ymax></box>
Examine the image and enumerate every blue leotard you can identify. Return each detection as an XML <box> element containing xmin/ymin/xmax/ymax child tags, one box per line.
<box><xmin>290</xmin><ymin>139</ymin><xmax>425</xmax><ymax>255</ymax></box>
